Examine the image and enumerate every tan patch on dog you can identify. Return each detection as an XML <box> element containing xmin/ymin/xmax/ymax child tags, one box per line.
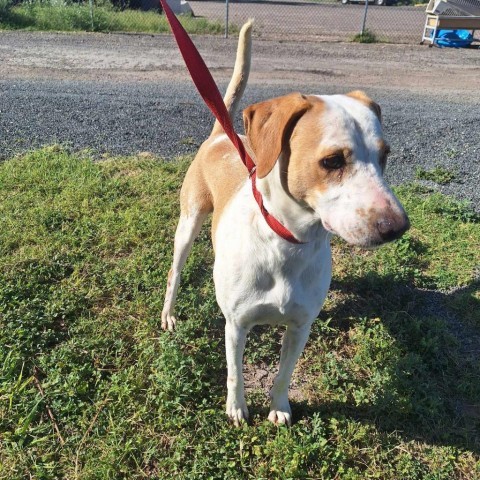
<box><xmin>243</xmin><ymin>93</ymin><xmax>313</xmax><ymax>179</ymax></box>
<box><xmin>207</xmin><ymin>139</ymin><xmax>248</xmax><ymax>239</ymax></box>
<box><xmin>355</xmin><ymin>208</ymin><xmax>368</xmax><ymax>219</ymax></box>
<box><xmin>346</xmin><ymin>90</ymin><xmax>382</xmax><ymax>121</ymax></box>
<box><xmin>180</xmin><ymin>158</ymin><xmax>213</xmax><ymax>218</ymax></box>
<box><xmin>281</xmin><ymin>97</ymin><xmax>357</xmax><ymax>205</ymax></box>
<box><xmin>181</xmin><ymin>134</ymin><xmax>249</xmax><ymax>247</ymax></box>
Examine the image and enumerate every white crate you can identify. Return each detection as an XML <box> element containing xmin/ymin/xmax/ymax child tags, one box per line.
<box><xmin>426</xmin><ymin>0</ymin><xmax>480</xmax><ymax>16</ymax></box>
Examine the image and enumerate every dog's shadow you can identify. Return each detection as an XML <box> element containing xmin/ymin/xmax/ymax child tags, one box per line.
<box><xmin>287</xmin><ymin>273</ymin><xmax>480</xmax><ymax>453</ymax></box>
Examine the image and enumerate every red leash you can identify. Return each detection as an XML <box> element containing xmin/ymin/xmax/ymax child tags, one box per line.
<box><xmin>159</xmin><ymin>0</ymin><xmax>303</xmax><ymax>244</ymax></box>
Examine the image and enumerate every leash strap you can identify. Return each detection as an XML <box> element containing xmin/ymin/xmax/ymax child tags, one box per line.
<box><xmin>159</xmin><ymin>0</ymin><xmax>303</xmax><ymax>244</ymax></box>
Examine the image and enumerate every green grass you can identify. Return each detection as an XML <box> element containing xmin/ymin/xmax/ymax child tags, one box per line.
<box><xmin>0</xmin><ymin>147</ymin><xmax>479</xmax><ymax>479</ymax></box>
<box><xmin>416</xmin><ymin>166</ymin><xmax>457</xmax><ymax>185</ymax></box>
<box><xmin>0</xmin><ymin>3</ymin><xmax>229</xmax><ymax>34</ymax></box>
<box><xmin>351</xmin><ymin>29</ymin><xmax>378</xmax><ymax>44</ymax></box>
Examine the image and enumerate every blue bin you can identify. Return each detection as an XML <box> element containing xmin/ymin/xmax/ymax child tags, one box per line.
<box><xmin>434</xmin><ymin>29</ymin><xmax>474</xmax><ymax>48</ymax></box>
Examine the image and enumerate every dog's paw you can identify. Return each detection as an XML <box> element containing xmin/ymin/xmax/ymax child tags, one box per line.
<box><xmin>161</xmin><ymin>310</ymin><xmax>176</xmax><ymax>331</ymax></box>
<box><xmin>268</xmin><ymin>399</ymin><xmax>292</xmax><ymax>426</ymax></box>
<box><xmin>268</xmin><ymin>408</ymin><xmax>292</xmax><ymax>426</ymax></box>
<box><xmin>226</xmin><ymin>400</ymin><xmax>249</xmax><ymax>427</ymax></box>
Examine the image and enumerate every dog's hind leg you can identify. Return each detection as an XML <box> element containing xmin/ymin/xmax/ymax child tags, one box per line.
<box><xmin>268</xmin><ymin>324</ymin><xmax>311</xmax><ymax>426</ymax></box>
<box><xmin>161</xmin><ymin>209</ymin><xmax>208</xmax><ymax>331</ymax></box>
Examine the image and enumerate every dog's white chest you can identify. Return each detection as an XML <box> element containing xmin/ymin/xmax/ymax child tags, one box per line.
<box><xmin>213</xmin><ymin>184</ymin><xmax>332</xmax><ymax>328</ymax></box>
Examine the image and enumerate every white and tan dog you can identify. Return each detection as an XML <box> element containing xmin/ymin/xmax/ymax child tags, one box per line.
<box><xmin>162</xmin><ymin>21</ymin><xmax>409</xmax><ymax>426</ymax></box>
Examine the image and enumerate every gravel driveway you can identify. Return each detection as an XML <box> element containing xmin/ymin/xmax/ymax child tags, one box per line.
<box><xmin>0</xmin><ymin>31</ymin><xmax>479</xmax><ymax>210</ymax></box>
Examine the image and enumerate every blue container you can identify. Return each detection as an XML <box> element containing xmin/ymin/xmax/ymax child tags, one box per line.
<box><xmin>435</xmin><ymin>29</ymin><xmax>474</xmax><ymax>48</ymax></box>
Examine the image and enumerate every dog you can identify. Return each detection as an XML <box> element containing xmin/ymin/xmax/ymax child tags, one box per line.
<box><xmin>161</xmin><ymin>20</ymin><xmax>409</xmax><ymax>426</ymax></box>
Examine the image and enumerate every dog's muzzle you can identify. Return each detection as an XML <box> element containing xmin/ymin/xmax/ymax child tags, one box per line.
<box><xmin>376</xmin><ymin>213</ymin><xmax>410</xmax><ymax>242</ymax></box>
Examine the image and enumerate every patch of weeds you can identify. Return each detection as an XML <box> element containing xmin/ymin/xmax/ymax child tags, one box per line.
<box><xmin>425</xmin><ymin>194</ymin><xmax>479</xmax><ymax>223</ymax></box>
<box><xmin>179</xmin><ymin>136</ymin><xmax>198</xmax><ymax>147</ymax></box>
<box><xmin>405</xmin><ymin>182</ymin><xmax>435</xmax><ymax>195</ymax></box>
<box><xmin>415</xmin><ymin>166</ymin><xmax>456</xmax><ymax>185</ymax></box>
<box><xmin>245</xmin><ymin>324</ymin><xmax>284</xmax><ymax>366</ymax></box>
<box><xmin>445</xmin><ymin>148</ymin><xmax>458</xmax><ymax>159</ymax></box>
<box><xmin>0</xmin><ymin>0</ymin><xmax>12</xmax><ymax>16</ymax></box>
<box><xmin>352</xmin><ymin>29</ymin><xmax>378</xmax><ymax>43</ymax></box>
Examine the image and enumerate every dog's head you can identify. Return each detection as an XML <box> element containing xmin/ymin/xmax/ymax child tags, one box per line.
<box><xmin>243</xmin><ymin>91</ymin><xmax>409</xmax><ymax>247</ymax></box>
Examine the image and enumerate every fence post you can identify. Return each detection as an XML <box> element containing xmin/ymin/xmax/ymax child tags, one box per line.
<box><xmin>225</xmin><ymin>0</ymin><xmax>229</xmax><ymax>38</ymax></box>
<box><xmin>89</xmin><ymin>0</ymin><xmax>94</xmax><ymax>31</ymax></box>
<box><xmin>361</xmin><ymin>0</ymin><xmax>369</xmax><ymax>35</ymax></box>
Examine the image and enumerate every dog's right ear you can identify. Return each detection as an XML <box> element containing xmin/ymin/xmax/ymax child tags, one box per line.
<box><xmin>243</xmin><ymin>93</ymin><xmax>311</xmax><ymax>179</ymax></box>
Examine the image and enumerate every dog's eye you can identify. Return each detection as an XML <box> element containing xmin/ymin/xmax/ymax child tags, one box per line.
<box><xmin>322</xmin><ymin>155</ymin><xmax>345</xmax><ymax>170</ymax></box>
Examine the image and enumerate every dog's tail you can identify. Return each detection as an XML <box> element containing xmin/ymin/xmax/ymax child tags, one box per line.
<box><xmin>210</xmin><ymin>19</ymin><xmax>253</xmax><ymax>136</ymax></box>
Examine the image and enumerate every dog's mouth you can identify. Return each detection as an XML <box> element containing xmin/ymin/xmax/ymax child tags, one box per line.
<box><xmin>321</xmin><ymin>220</ymin><xmax>393</xmax><ymax>249</ymax></box>
<box><xmin>321</xmin><ymin>211</ymin><xmax>410</xmax><ymax>248</ymax></box>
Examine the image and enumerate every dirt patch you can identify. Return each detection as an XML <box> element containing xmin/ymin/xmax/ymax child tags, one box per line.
<box><xmin>1</xmin><ymin>31</ymin><xmax>479</xmax><ymax>97</ymax></box>
<box><xmin>244</xmin><ymin>361</ymin><xmax>306</xmax><ymax>403</ymax></box>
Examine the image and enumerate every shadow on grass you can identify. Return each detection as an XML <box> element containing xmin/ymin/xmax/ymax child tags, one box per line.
<box><xmin>294</xmin><ymin>274</ymin><xmax>480</xmax><ymax>454</ymax></box>
<box><xmin>0</xmin><ymin>10</ymin><xmax>33</xmax><ymax>29</ymax></box>
<box><xmin>182</xmin><ymin>230</ymin><xmax>480</xmax><ymax>454</ymax></box>
<box><xmin>172</xmin><ymin>217</ymin><xmax>480</xmax><ymax>455</ymax></box>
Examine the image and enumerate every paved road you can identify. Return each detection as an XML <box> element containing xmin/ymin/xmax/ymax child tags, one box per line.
<box><xmin>189</xmin><ymin>0</ymin><xmax>427</xmax><ymax>42</ymax></box>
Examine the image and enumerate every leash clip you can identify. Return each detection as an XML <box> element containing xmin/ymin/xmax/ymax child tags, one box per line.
<box><xmin>248</xmin><ymin>166</ymin><xmax>256</xmax><ymax>178</ymax></box>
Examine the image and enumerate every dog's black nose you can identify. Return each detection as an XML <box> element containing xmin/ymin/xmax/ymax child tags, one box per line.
<box><xmin>377</xmin><ymin>214</ymin><xmax>410</xmax><ymax>242</ymax></box>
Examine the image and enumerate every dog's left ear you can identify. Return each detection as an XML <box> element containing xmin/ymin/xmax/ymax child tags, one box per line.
<box><xmin>346</xmin><ymin>90</ymin><xmax>382</xmax><ymax>122</ymax></box>
<box><xmin>243</xmin><ymin>93</ymin><xmax>312</xmax><ymax>179</ymax></box>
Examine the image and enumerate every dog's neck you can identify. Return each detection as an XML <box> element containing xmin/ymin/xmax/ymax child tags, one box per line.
<box><xmin>256</xmin><ymin>158</ymin><xmax>328</xmax><ymax>244</ymax></box>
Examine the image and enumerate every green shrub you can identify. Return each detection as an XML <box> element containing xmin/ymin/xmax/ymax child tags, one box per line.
<box><xmin>0</xmin><ymin>2</ymin><xmax>228</xmax><ymax>33</ymax></box>
<box><xmin>352</xmin><ymin>29</ymin><xmax>378</xmax><ymax>43</ymax></box>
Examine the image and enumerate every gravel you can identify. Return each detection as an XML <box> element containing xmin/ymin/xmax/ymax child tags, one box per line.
<box><xmin>0</xmin><ymin>31</ymin><xmax>478</xmax><ymax>210</ymax></box>
<box><xmin>1</xmin><ymin>79</ymin><xmax>478</xmax><ymax>211</ymax></box>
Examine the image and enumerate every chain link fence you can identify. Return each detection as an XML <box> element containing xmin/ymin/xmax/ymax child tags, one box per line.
<box><xmin>2</xmin><ymin>0</ymin><xmax>477</xmax><ymax>44</ymax></box>
<box><xmin>189</xmin><ymin>0</ymin><xmax>428</xmax><ymax>43</ymax></box>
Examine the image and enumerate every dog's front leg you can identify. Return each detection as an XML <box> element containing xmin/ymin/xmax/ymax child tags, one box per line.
<box><xmin>225</xmin><ymin>322</ymin><xmax>249</xmax><ymax>426</ymax></box>
<box><xmin>269</xmin><ymin>324</ymin><xmax>311</xmax><ymax>426</ymax></box>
